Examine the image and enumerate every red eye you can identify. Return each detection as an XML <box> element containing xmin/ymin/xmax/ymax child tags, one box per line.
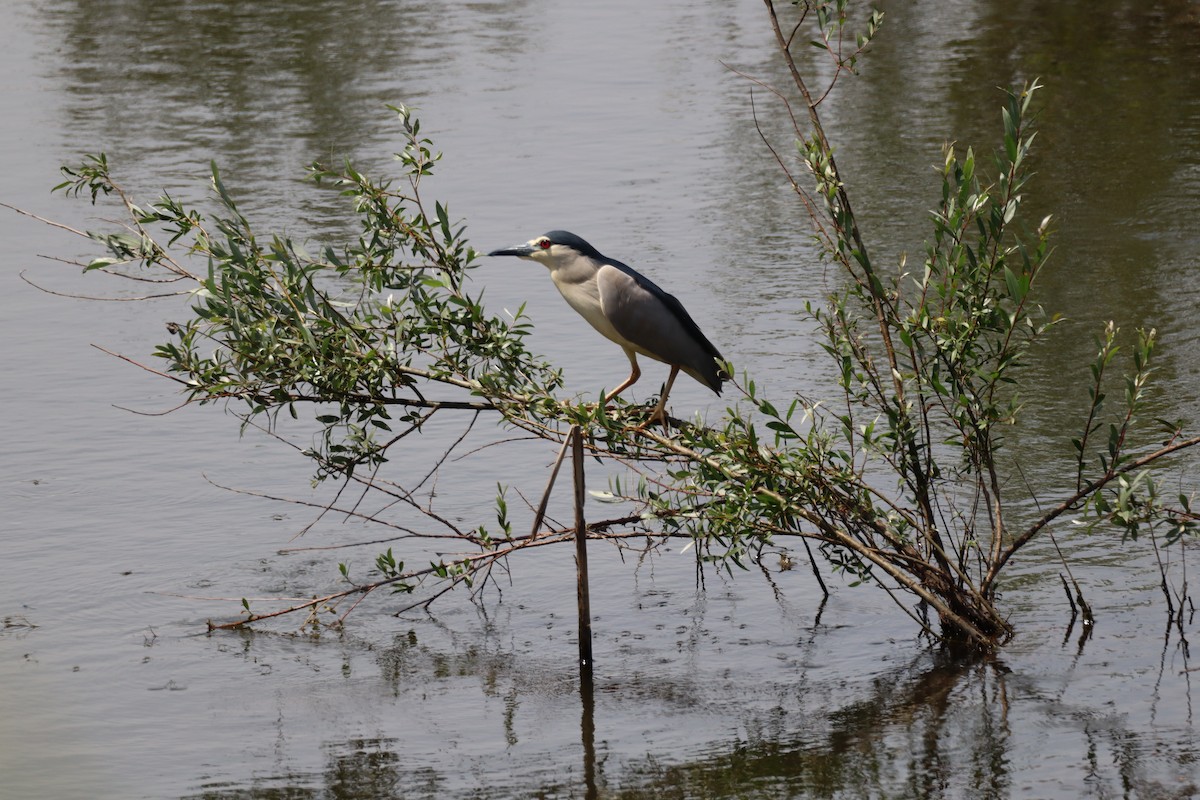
<box><xmin>539</xmin><ymin>239</ymin><xmax>551</xmax><ymax>249</ymax></box>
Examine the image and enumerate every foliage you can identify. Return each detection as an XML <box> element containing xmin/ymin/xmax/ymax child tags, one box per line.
<box><xmin>58</xmin><ymin>106</ymin><xmax>565</xmax><ymax>484</ymax></box>
<box><xmin>39</xmin><ymin>1</ymin><xmax>1200</xmax><ymax>649</ymax></box>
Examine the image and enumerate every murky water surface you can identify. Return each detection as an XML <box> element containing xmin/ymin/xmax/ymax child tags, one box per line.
<box><xmin>3</xmin><ymin>0</ymin><xmax>1200</xmax><ymax>797</ymax></box>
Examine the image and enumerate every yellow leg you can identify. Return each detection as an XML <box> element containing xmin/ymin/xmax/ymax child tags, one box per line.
<box><xmin>641</xmin><ymin>365</ymin><xmax>680</xmax><ymax>430</ymax></box>
<box><xmin>608</xmin><ymin>351</ymin><xmax>641</xmax><ymax>400</ymax></box>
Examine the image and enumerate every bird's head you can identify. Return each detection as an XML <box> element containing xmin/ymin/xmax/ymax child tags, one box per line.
<box><xmin>487</xmin><ymin>230</ymin><xmax>603</xmax><ymax>268</ymax></box>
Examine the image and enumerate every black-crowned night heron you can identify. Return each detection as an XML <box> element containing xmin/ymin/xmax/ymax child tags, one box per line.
<box><xmin>488</xmin><ymin>230</ymin><xmax>726</xmax><ymax>426</ymax></box>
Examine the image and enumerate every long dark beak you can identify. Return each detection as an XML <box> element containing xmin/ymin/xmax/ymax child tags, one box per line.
<box><xmin>487</xmin><ymin>243</ymin><xmax>537</xmax><ymax>257</ymax></box>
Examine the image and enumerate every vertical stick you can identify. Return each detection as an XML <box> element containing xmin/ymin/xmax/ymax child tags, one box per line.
<box><xmin>571</xmin><ymin>425</ymin><xmax>594</xmax><ymax>674</ymax></box>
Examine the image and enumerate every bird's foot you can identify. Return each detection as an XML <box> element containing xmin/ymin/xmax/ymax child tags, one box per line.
<box><xmin>634</xmin><ymin>404</ymin><xmax>671</xmax><ymax>433</ymax></box>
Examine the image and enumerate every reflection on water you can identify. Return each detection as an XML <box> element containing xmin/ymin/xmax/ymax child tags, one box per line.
<box><xmin>4</xmin><ymin>0</ymin><xmax>1200</xmax><ymax>797</ymax></box>
<box><xmin>176</xmin><ymin>624</ymin><xmax>1198</xmax><ymax>798</ymax></box>
<box><xmin>618</xmin><ymin>652</ymin><xmax>1012</xmax><ymax>799</ymax></box>
<box><xmin>40</xmin><ymin>0</ymin><xmax>537</xmax><ymax>241</ymax></box>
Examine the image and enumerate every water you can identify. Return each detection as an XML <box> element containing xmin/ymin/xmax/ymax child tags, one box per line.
<box><xmin>3</xmin><ymin>0</ymin><xmax>1200</xmax><ymax>797</ymax></box>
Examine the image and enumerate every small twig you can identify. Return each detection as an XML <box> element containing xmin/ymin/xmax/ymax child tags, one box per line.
<box><xmin>411</xmin><ymin>410</ymin><xmax>481</xmax><ymax>493</ymax></box>
<box><xmin>111</xmin><ymin>399</ymin><xmax>195</xmax><ymax>417</ymax></box>
<box><xmin>1059</xmin><ymin>573</ymin><xmax>1078</xmax><ymax>617</ymax></box>
<box><xmin>90</xmin><ymin>343</ymin><xmax>192</xmax><ymax>385</ymax></box>
<box><xmin>0</xmin><ymin>200</ymin><xmax>89</xmax><ymax>237</ymax></box>
<box><xmin>800</xmin><ymin>535</ymin><xmax>829</xmax><ymax>597</ymax></box>
<box><xmin>530</xmin><ymin>432</ymin><xmax>574</xmax><ymax>538</ymax></box>
<box><xmin>20</xmin><ymin>271</ymin><xmax>190</xmax><ymax>301</ymax></box>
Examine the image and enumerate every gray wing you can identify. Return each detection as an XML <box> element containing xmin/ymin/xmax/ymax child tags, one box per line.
<box><xmin>595</xmin><ymin>263</ymin><xmax>724</xmax><ymax>393</ymax></box>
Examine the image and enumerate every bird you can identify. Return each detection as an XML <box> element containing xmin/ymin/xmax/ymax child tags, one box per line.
<box><xmin>488</xmin><ymin>230</ymin><xmax>726</xmax><ymax>426</ymax></box>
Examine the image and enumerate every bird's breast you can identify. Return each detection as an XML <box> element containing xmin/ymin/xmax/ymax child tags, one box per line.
<box><xmin>550</xmin><ymin>268</ymin><xmax>631</xmax><ymax>347</ymax></box>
